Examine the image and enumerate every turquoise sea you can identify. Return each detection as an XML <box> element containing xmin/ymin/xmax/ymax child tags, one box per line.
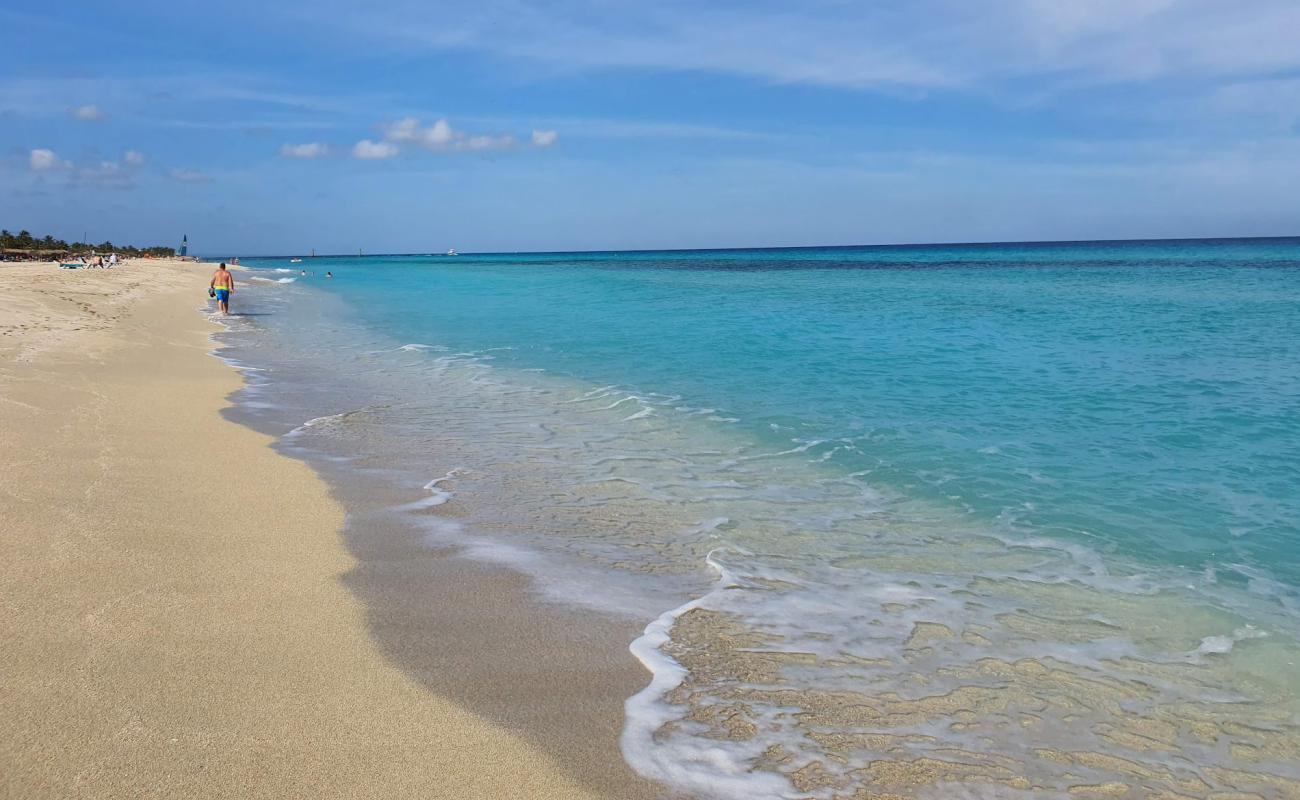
<box><xmin>225</xmin><ymin>238</ymin><xmax>1300</xmax><ymax>798</ymax></box>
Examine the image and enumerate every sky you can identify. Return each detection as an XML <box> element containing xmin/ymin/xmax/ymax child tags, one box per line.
<box><xmin>3</xmin><ymin>0</ymin><xmax>1300</xmax><ymax>254</ymax></box>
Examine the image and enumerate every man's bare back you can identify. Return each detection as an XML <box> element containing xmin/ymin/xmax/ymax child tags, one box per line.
<box><xmin>209</xmin><ymin>264</ymin><xmax>234</xmax><ymax>314</ymax></box>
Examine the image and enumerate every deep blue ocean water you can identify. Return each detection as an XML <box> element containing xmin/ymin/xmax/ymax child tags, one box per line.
<box><xmin>229</xmin><ymin>238</ymin><xmax>1300</xmax><ymax>798</ymax></box>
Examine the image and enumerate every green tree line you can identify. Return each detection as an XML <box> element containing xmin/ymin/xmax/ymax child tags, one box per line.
<box><xmin>1</xmin><ymin>229</ymin><xmax>176</xmax><ymax>257</ymax></box>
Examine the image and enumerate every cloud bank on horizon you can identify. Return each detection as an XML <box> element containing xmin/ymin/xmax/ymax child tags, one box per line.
<box><xmin>2</xmin><ymin>0</ymin><xmax>1299</xmax><ymax>252</ymax></box>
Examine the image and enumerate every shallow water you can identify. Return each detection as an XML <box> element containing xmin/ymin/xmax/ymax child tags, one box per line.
<box><xmin>221</xmin><ymin>239</ymin><xmax>1300</xmax><ymax>798</ymax></box>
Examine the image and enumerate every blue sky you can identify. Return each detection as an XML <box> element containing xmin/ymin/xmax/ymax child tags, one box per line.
<box><xmin>4</xmin><ymin>1</ymin><xmax>1300</xmax><ymax>253</ymax></box>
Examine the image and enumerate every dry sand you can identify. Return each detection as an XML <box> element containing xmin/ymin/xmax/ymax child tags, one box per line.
<box><xmin>0</xmin><ymin>259</ymin><xmax>650</xmax><ymax>798</ymax></box>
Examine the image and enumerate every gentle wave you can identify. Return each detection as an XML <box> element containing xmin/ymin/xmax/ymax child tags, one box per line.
<box><xmin>273</xmin><ymin>340</ymin><xmax>1300</xmax><ymax>797</ymax></box>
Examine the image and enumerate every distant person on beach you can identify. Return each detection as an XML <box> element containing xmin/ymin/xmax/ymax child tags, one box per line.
<box><xmin>209</xmin><ymin>262</ymin><xmax>235</xmax><ymax>315</ymax></box>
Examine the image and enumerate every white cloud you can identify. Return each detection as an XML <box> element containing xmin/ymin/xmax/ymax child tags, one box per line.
<box><xmin>531</xmin><ymin>129</ymin><xmax>559</xmax><ymax>148</ymax></box>
<box><xmin>70</xmin><ymin>104</ymin><xmax>105</xmax><ymax>121</ymax></box>
<box><xmin>168</xmin><ymin>168</ymin><xmax>212</xmax><ymax>183</ymax></box>
<box><xmin>352</xmin><ymin>139</ymin><xmax>399</xmax><ymax>159</ymax></box>
<box><xmin>280</xmin><ymin>142</ymin><xmax>329</xmax><ymax>158</ymax></box>
<box><xmin>29</xmin><ymin>148</ymin><xmax>145</xmax><ymax>185</ymax></box>
<box><xmin>78</xmin><ymin>150</ymin><xmax>148</xmax><ymax>187</ymax></box>
<box><xmin>384</xmin><ymin>117</ymin><xmax>423</xmax><ymax>143</ymax></box>
<box><xmin>29</xmin><ymin>148</ymin><xmax>67</xmax><ymax>171</ymax></box>
<box><xmin>481</xmin><ymin>116</ymin><xmax>768</xmax><ymax>142</ymax></box>
<box><xmin>380</xmin><ymin>117</ymin><xmax>516</xmax><ymax>152</ymax></box>
<box><xmin>425</xmin><ymin>118</ymin><xmax>454</xmax><ymax>146</ymax></box>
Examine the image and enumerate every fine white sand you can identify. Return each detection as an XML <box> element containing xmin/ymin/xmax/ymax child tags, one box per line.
<box><xmin>0</xmin><ymin>259</ymin><xmax>627</xmax><ymax>798</ymax></box>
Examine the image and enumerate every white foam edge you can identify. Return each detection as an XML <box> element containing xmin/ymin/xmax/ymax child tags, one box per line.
<box><xmin>283</xmin><ymin>410</ymin><xmax>349</xmax><ymax>438</ymax></box>
<box><xmin>408</xmin><ymin>512</ymin><xmax>672</xmax><ymax>619</ymax></box>
<box><xmin>394</xmin><ymin>470</ymin><xmax>462</xmax><ymax>510</ymax></box>
<box><xmin>620</xmin><ymin>550</ymin><xmax>795</xmax><ymax>799</ymax></box>
<box><xmin>563</xmin><ymin>385</ymin><xmax>619</xmax><ymax>403</ymax></box>
<box><xmin>1192</xmin><ymin>625</ymin><xmax>1269</xmax><ymax>659</ymax></box>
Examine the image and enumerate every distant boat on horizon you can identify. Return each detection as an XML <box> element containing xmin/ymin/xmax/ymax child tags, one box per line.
<box><xmin>446</xmin><ymin>248</ymin><xmax>458</xmax><ymax>256</ymax></box>
<box><xmin>290</xmin><ymin>258</ymin><xmax>303</xmax><ymax>263</ymax></box>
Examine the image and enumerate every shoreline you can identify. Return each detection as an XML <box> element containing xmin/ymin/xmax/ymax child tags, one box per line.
<box><xmin>10</xmin><ymin>252</ymin><xmax>1296</xmax><ymax>799</ymax></box>
<box><xmin>0</xmin><ymin>259</ymin><xmax>650</xmax><ymax>798</ymax></box>
<box><xmin>222</xmin><ymin>253</ymin><xmax>1300</xmax><ymax>799</ymax></box>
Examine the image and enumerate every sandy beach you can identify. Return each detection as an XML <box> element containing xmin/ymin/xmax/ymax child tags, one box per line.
<box><xmin>9</xmin><ymin>2</ymin><xmax>1300</xmax><ymax>795</ymax></box>
<box><xmin>0</xmin><ymin>259</ymin><xmax>652</xmax><ymax>799</ymax></box>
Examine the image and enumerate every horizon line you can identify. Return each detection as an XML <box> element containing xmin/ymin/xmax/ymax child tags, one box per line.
<box><xmin>203</xmin><ymin>233</ymin><xmax>1300</xmax><ymax>261</ymax></box>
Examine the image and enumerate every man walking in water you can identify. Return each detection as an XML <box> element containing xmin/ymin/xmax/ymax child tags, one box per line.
<box><xmin>209</xmin><ymin>262</ymin><xmax>234</xmax><ymax>315</ymax></box>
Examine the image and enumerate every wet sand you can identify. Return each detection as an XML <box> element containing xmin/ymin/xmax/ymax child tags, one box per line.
<box><xmin>0</xmin><ymin>259</ymin><xmax>659</xmax><ymax>798</ymax></box>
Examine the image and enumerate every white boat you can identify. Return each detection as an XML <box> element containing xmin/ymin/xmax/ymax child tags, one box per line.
<box><xmin>446</xmin><ymin>249</ymin><xmax>458</xmax><ymax>256</ymax></box>
<box><xmin>290</xmin><ymin>258</ymin><xmax>303</xmax><ymax>263</ymax></box>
